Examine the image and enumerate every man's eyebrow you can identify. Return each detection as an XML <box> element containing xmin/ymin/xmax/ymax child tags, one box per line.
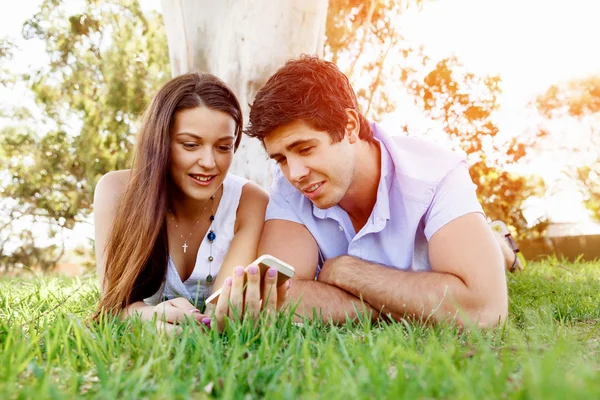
<box><xmin>269</xmin><ymin>139</ymin><xmax>316</xmax><ymax>159</ymax></box>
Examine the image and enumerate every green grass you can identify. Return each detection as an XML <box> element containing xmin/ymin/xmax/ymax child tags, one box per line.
<box><xmin>1</xmin><ymin>258</ymin><xmax>599</xmax><ymax>399</ymax></box>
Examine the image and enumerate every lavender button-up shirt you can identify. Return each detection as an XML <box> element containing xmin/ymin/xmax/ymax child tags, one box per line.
<box><xmin>265</xmin><ymin>123</ymin><xmax>484</xmax><ymax>272</ymax></box>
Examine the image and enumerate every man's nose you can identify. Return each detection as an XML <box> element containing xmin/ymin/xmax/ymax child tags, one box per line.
<box><xmin>287</xmin><ymin>157</ymin><xmax>310</xmax><ymax>183</ymax></box>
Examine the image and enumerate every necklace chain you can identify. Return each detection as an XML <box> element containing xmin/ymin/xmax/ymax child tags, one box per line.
<box><xmin>168</xmin><ymin>195</ymin><xmax>214</xmax><ymax>253</ymax></box>
<box><xmin>168</xmin><ymin>192</ymin><xmax>217</xmax><ymax>285</ymax></box>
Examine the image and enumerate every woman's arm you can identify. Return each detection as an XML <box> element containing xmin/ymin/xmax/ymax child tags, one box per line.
<box><xmin>209</xmin><ymin>182</ymin><xmax>269</xmax><ymax>291</ymax></box>
<box><xmin>93</xmin><ymin>170</ymin><xmax>208</xmax><ymax>329</ymax></box>
<box><xmin>93</xmin><ymin>170</ymin><xmax>131</xmax><ymax>290</ymax></box>
<box><xmin>208</xmin><ymin>182</ymin><xmax>292</xmax><ymax>327</ymax></box>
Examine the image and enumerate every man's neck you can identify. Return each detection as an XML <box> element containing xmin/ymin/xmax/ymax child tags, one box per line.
<box><xmin>339</xmin><ymin>140</ymin><xmax>381</xmax><ymax>232</ymax></box>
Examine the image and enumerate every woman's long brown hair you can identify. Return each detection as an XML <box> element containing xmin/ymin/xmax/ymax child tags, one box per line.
<box><xmin>96</xmin><ymin>72</ymin><xmax>243</xmax><ymax>315</ymax></box>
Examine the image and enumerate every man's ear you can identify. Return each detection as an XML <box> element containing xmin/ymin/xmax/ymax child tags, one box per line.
<box><xmin>345</xmin><ymin>109</ymin><xmax>360</xmax><ymax>144</ymax></box>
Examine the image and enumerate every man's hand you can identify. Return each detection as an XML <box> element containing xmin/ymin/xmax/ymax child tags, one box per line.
<box><xmin>317</xmin><ymin>255</ymin><xmax>346</xmax><ymax>286</ymax></box>
<box><xmin>211</xmin><ymin>264</ymin><xmax>291</xmax><ymax>332</ymax></box>
<box><xmin>314</xmin><ymin>214</ymin><xmax>508</xmax><ymax>328</ymax></box>
<box><xmin>258</xmin><ymin>219</ymin><xmax>378</xmax><ymax>323</ymax></box>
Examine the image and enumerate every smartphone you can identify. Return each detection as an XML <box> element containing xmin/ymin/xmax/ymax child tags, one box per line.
<box><xmin>205</xmin><ymin>254</ymin><xmax>295</xmax><ymax>305</ymax></box>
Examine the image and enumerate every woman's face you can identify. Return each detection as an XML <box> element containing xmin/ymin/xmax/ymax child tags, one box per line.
<box><xmin>169</xmin><ymin>107</ymin><xmax>237</xmax><ymax>201</ymax></box>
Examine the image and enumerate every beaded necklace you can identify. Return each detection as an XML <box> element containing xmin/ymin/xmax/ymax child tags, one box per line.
<box><xmin>169</xmin><ymin>193</ymin><xmax>217</xmax><ymax>283</ymax></box>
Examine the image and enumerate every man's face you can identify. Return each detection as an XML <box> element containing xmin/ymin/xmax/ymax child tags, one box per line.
<box><xmin>264</xmin><ymin>120</ymin><xmax>356</xmax><ymax>209</ymax></box>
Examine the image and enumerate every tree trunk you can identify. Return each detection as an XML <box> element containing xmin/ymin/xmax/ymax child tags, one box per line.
<box><xmin>161</xmin><ymin>0</ymin><xmax>329</xmax><ymax>188</ymax></box>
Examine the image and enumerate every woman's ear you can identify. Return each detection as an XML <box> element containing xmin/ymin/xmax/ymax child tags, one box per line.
<box><xmin>345</xmin><ymin>109</ymin><xmax>360</xmax><ymax>144</ymax></box>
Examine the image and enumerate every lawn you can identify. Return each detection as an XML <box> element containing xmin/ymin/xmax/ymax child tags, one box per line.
<box><xmin>1</xmin><ymin>258</ymin><xmax>599</xmax><ymax>399</ymax></box>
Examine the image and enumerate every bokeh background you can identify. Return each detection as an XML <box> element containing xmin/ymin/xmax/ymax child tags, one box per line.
<box><xmin>1</xmin><ymin>0</ymin><xmax>599</xmax><ymax>275</ymax></box>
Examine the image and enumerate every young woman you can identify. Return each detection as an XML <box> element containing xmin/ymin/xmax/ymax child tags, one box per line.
<box><xmin>94</xmin><ymin>72</ymin><xmax>286</xmax><ymax>333</ymax></box>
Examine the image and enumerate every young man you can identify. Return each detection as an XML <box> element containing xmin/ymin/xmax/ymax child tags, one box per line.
<box><xmin>245</xmin><ymin>55</ymin><xmax>509</xmax><ymax>328</ymax></box>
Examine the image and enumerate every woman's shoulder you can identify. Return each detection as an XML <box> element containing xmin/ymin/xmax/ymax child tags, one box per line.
<box><xmin>224</xmin><ymin>174</ymin><xmax>267</xmax><ymax>201</ymax></box>
<box><xmin>94</xmin><ymin>169</ymin><xmax>132</xmax><ymax>209</ymax></box>
<box><xmin>230</xmin><ymin>178</ymin><xmax>268</xmax><ymax>234</ymax></box>
<box><xmin>224</xmin><ymin>174</ymin><xmax>268</xmax><ymax>221</ymax></box>
<box><xmin>223</xmin><ymin>173</ymin><xmax>249</xmax><ymax>187</ymax></box>
<box><xmin>240</xmin><ymin>180</ymin><xmax>268</xmax><ymax>204</ymax></box>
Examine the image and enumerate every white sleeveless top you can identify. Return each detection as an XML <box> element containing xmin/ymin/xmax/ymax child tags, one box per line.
<box><xmin>144</xmin><ymin>174</ymin><xmax>249</xmax><ymax>307</ymax></box>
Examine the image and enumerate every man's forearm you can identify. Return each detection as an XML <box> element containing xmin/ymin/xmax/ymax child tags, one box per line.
<box><xmin>290</xmin><ymin>279</ymin><xmax>378</xmax><ymax>323</ymax></box>
<box><xmin>325</xmin><ymin>256</ymin><xmax>504</xmax><ymax>327</ymax></box>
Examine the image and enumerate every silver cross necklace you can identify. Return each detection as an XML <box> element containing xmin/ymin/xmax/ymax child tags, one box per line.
<box><xmin>168</xmin><ymin>195</ymin><xmax>214</xmax><ymax>254</ymax></box>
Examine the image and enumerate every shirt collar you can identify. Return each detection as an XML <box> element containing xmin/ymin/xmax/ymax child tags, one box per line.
<box><xmin>312</xmin><ymin>123</ymin><xmax>394</xmax><ymax>223</ymax></box>
<box><xmin>371</xmin><ymin>124</ymin><xmax>393</xmax><ymax>223</ymax></box>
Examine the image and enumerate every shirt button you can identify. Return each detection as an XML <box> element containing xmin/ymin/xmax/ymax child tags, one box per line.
<box><xmin>339</xmin><ymin>225</ymin><xmax>344</xmax><ymax>232</ymax></box>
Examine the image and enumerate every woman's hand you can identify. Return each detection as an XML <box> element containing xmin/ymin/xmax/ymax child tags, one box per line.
<box><xmin>129</xmin><ymin>297</ymin><xmax>211</xmax><ymax>334</ymax></box>
<box><xmin>212</xmin><ymin>264</ymin><xmax>291</xmax><ymax>332</ymax></box>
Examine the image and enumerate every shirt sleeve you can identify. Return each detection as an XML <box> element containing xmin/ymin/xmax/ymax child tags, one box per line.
<box><xmin>265</xmin><ymin>189</ymin><xmax>303</xmax><ymax>224</ymax></box>
<box><xmin>423</xmin><ymin>161</ymin><xmax>485</xmax><ymax>241</ymax></box>
<box><xmin>264</xmin><ymin>168</ymin><xmax>304</xmax><ymax>224</ymax></box>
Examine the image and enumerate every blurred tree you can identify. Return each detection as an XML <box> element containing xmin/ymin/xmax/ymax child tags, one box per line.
<box><xmin>408</xmin><ymin>57</ymin><xmax>545</xmax><ymax>236</ymax></box>
<box><xmin>325</xmin><ymin>0</ymin><xmax>427</xmax><ymax>118</ymax></box>
<box><xmin>0</xmin><ymin>0</ymin><xmax>170</xmax><ymax>270</ymax></box>
<box><xmin>325</xmin><ymin>2</ymin><xmax>544</xmax><ymax>237</ymax></box>
<box><xmin>0</xmin><ymin>229</ymin><xmax>63</xmax><ymax>273</ymax></box>
<box><xmin>0</xmin><ymin>37</ymin><xmax>15</xmax><ymax>88</ymax></box>
<box><xmin>1</xmin><ymin>0</ymin><xmax>551</xmax><ymax>271</ymax></box>
<box><xmin>160</xmin><ymin>0</ymin><xmax>328</xmax><ymax>188</ymax></box>
<box><xmin>536</xmin><ymin>76</ymin><xmax>600</xmax><ymax>220</ymax></box>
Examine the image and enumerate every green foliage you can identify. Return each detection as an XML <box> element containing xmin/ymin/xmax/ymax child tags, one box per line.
<box><xmin>0</xmin><ymin>0</ymin><xmax>170</xmax><ymax>270</ymax></box>
<box><xmin>576</xmin><ymin>165</ymin><xmax>600</xmax><ymax>219</ymax></box>
<box><xmin>2</xmin><ymin>125</ymin><xmax>85</xmax><ymax>226</ymax></box>
<box><xmin>0</xmin><ymin>37</ymin><xmax>12</xmax><ymax>59</ymax></box>
<box><xmin>326</xmin><ymin>2</ymin><xmax>544</xmax><ymax>236</ymax></box>
<box><xmin>20</xmin><ymin>0</ymin><xmax>170</xmax><ymax>185</ymax></box>
<box><xmin>0</xmin><ymin>37</ymin><xmax>15</xmax><ymax>87</ymax></box>
<box><xmin>1</xmin><ymin>261</ymin><xmax>599</xmax><ymax>398</ymax></box>
<box><xmin>536</xmin><ymin>75</ymin><xmax>600</xmax><ymax>220</ymax></box>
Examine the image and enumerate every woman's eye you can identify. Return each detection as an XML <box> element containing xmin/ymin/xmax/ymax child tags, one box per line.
<box><xmin>299</xmin><ymin>147</ymin><xmax>313</xmax><ymax>154</ymax></box>
<box><xmin>183</xmin><ymin>142</ymin><xmax>198</xmax><ymax>149</ymax></box>
<box><xmin>218</xmin><ymin>145</ymin><xmax>233</xmax><ymax>151</ymax></box>
<box><xmin>275</xmin><ymin>157</ymin><xmax>287</xmax><ymax>165</ymax></box>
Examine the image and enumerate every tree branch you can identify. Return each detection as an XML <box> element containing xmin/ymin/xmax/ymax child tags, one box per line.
<box><xmin>365</xmin><ymin>37</ymin><xmax>395</xmax><ymax>117</ymax></box>
<box><xmin>345</xmin><ymin>0</ymin><xmax>376</xmax><ymax>80</ymax></box>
